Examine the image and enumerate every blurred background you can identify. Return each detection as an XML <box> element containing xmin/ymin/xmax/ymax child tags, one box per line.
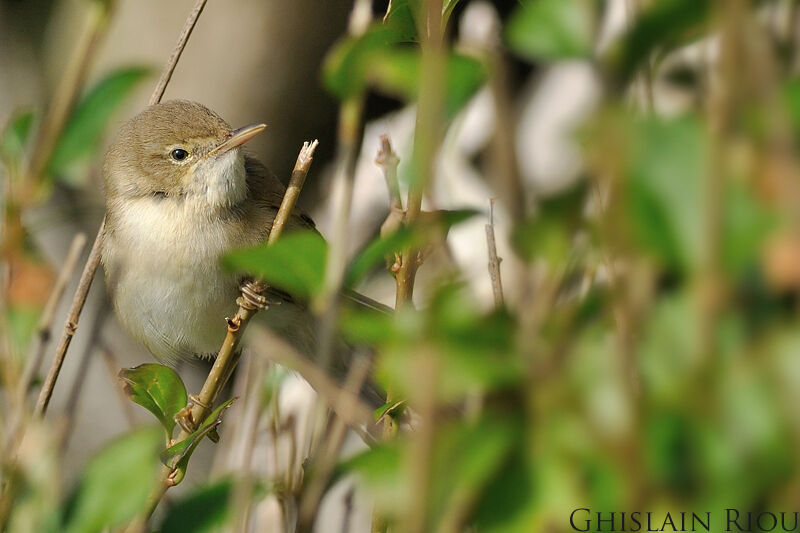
<box><xmin>4</xmin><ymin>0</ymin><xmax>800</xmax><ymax>532</ymax></box>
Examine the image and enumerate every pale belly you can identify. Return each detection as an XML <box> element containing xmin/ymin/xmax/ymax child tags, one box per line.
<box><xmin>102</xmin><ymin>199</ymin><xmax>245</xmax><ymax>363</ymax></box>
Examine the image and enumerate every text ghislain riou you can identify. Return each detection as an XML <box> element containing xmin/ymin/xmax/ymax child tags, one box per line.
<box><xmin>570</xmin><ymin>509</ymin><xmax>800</xmax><ymax>532</ymax></box>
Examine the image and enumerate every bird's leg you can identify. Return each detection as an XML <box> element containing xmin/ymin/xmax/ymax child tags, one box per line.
<box><xmin>175</xmin><ymin>394</ymin><xmax>212</xmax><ymax>434</ymax></box>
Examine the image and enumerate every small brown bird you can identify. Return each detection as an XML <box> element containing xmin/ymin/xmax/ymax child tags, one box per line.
<box><xmin>101</xmin><ymin>100</ymin><xmax>371</xmax><ymax>393</ymax></box>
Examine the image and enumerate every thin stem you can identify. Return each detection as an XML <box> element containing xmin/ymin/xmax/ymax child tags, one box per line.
<box><xmin>35</xmin><ymin>226</ymin><xmax>103</xmax><ymax>416</ymax></box>
<box><xmin>20</xmin><ymin>232</ymin><xmax>86</xmax><ymax>401</ymax></box>
<box><xmin>485</xmin><ymin>199</ymin><xmax>504</xmax><ymax>308</ymax></box>
<box><xmin>297</xmin><ymin>356</ymin><xmax>372</xmax><ymax>532</ymax></box>
<box><xmin>148</xmin><ymin>0</ymin><xmax>208</xmax><ymax>106</ymax></box>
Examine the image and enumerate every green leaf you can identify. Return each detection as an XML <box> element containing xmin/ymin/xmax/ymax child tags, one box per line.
<box><xmin>118</xmin><ymin>364</ymin><xmax>188</xmax><ymax>440</ymax></box>
<box><xmin>48</xmin><ymin>66</ymin><xmax>151</xmax><ymax>184</ymax></box>
<box><xmin>506</xmin><ymin>0</ymin><xmax>594</xmax><ymax>62</ymax></box>
<box><xmin>374</xmin><ymin>400</ymin><xmax>407</xmax><ymax>422</ymax></box>
<box><xmin>160</xmin><ymin>398</ymin><xmax>236</xmax><ymax>483</ymax></box>
<box><xmin>625</xmin><ymin>115</ymin><xmax>705</xmax><ymax>272</ymax></box>
<box><xmin>62</xmin><ymin>427</ymin><xmax>161</xmax><ymax>533</ymax></box>
<box><xmin>223</xmin><ymin>230</ymin><xmax>327</xmax><ymax>299</ymax></box>
<box><xmin>158</xmin><ymin>478</ymin><xmax>233</xmax><ymax>533</ymax></box>
<box><xmin>605</xmin><ymin>0</ymin><xmax>710</xmax><ymax>87</ymax></box>
<box><xmin>7</xmin><ymin>305</ymin><xmax>40</xmax><ymax>355</ymax></box>
<box><xmin>0</xmin><ymin>109</ymin><xmax>36</xmax><ymax>168</ymax></box>
<box><xmin>347</xmin><ymin>226</ymin><xmax>418</xmax><ymax>286</ymax></box>
<box><xmin>512</xmin><ymin>183</ymin><xmax>587</xmax><ymax>265</ymax></box>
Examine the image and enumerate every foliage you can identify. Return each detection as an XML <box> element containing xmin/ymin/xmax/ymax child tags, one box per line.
<box><xmin>4</xmin><ymin>0</ymin><xmax>800</xmax><ymax>532</ymax></box>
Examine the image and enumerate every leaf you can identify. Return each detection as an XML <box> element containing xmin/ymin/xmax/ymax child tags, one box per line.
<box><xmin>624</xmin><ymin>115</ymin><xmax>705</xmax><ymax>272</ymax></box>
<box><xmin>605</xmin><ymin>0</ymin><xmax>710</xmax><ymax>87</ymax></box>
<box><xmin>0</xmin><ymin>109</ymin><xmax>35</xmax><ymax>168</ymax></box>
<box><xmin>374</xmin><ymin>400</ymin><xmax>407</xmax><ymax>423</ymax></box>
<box><xmin>223</xmin><ymin>230</ymin><xmax>327</xmax><ymax>299</ymax></box>
<box><xmin>506</xmin><ymin>0</ymin><xmax>594</xmax><ymax>62</ymax></box>
<box><xmin>158</xmin><ymin>478</ymin><xmax>233</xmax><ymax>533</ymax></box>
<box><xmin>62</xmin><ymin>427</ymin><xmax>162</xmax><ymax>533</ymax></box>
<box><xmin>118</xmin><ymin>364</ymin><xmax>188</xmax><ymax>440</ymax></box>
<box><xmin>7</xmin><ymin>304</ymin><xmax>40</xmax><ymax>355</ymax></box>
<box><xmin>512</xmin><ymin>183</ymin><xmax>587</xmax><ymax>265</ymax></box>
<box><xmin>160</xmin><ymin>398</ymin><xmax>236</xmax><ymax>483</ymax></box>
<box><xmin>346</xmin><ymin>226</ymin><xmax>418</xmax><ymax>286</ymax></box>
<box><xmin>48</xmin><ymin>66</ymin><xmax>151</xmax><ymax>184</ymax></box>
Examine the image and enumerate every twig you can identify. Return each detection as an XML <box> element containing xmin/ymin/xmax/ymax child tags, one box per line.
<box><xmin>376</xmin><ymin>135</ymin><xmax>402</xmax><ymax>213</ymax></box>
<box><xmin>148</xmin><ymin>0</ymin><xmax>208</xmax><ymax>106</ymax></box>
<box><xmin>57</xmin><ymin>305</ymin><xmax>108</xmax><ymax>449</ymax></box>
<box><xmin>36</xmin><ymin>0</ymin><xmax>210</xmax><ymax>418</ymax></box>
<box><xmin>249</xmin><ymin>326</ymin><xmax>374</xmax><ymax>431</ymax></box>
<box><xmin>100</xmin><ymin>342</ymin><xmax>139</xmax><ymax>428</ymax></box>
<box><xmin>271</xmin><ymin>140</ymin><xmax>319</xmax><ymax>244</ymax></box>
<box><xmin>24</xmin><ymin>0</ymin><xmax>114</xmax><ymax>190</ymax></box>
<box><xmin>20</xmin><ymin>232</ymin><xmax>86</xmax><ymax>400</ymax></box>
<box><xmin>297</xmin><ymin>356</ymin><xmax>372</xmax><ymax>532</ymax></box>
<box><xmin>35</xmin><ymin>227</ymin><xmax>103</xmax><ymax>416</ymax></box>
<box><xmin>403</xmin><ymin>3</ymin><xmax>445</xmax><ymax>533</ymax></box>
<box><xmin>484</xmin><ymin>199</ymin><xmax>504</xmax><ymax>308</ymax></box>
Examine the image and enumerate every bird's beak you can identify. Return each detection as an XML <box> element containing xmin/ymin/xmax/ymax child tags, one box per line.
<box><xmin>208</xmin><ymin>123</ymin><xmax>267</xmax><ymax>156</ymax></box>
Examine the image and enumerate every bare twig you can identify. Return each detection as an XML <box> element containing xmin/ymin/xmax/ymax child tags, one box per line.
<box><xmin>249</xmin><ymin>326</ymin><xmax>374</xmax><ymax>430</ymax></box>
<box><xmin>297</xmin><ymin>356</ymin><xmax>372</xmax><ymax>532</ymax></box>
<box><xmin>35</xmin><ymin>227</ymin><xmax>103</xmax><ymax>416</ymax></box>
<box><xmin>20</xmin><ymin>232</ymin><xmax>86</xmax><ymax>400</ymax></box>
<box><xmin>271</xmin><ymin>140</ymin><xmax>319</xmax><ymax>243</ymax></box>
<box><xmin>485</xmin><ymin>199</ymin><xmax>504</xmax><ymax>308</ymax></box>
<box><xmin>403</xmin><ymin>3</ymin><xmax>445</xmax><ymax>533</ymax></box>
<box><xmin>376</xmin><ymin>135</ymin><xmax>402</xmax><ymax>213</ymax></box>
<box><xmin>148</xmin><ymin>0</ymin><xmax>208</xmax><ymax>106</ymax></box>
<box><xmin>36</xmin><ymin>0</ymin><xmax>210</xmax><ymax>418</ymax></box>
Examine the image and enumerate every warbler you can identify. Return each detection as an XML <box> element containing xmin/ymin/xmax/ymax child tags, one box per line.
<box><xmin>101</xmin><ymin>100</ymin><xmax>376</xmax><ymax>397</ymax></box>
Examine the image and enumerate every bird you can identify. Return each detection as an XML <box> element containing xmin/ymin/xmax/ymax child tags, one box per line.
<box><xmin>101</xmin><ymin>100</ymin><xmax>380</xmax><ymax>401</ymax></box>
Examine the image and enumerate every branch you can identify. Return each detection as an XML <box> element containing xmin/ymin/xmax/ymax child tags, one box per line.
<box><xmin>36</xmin><ymin>0</ymin><xmax>209</xmax><ymax>418</ymax></box>
<box><xmin>20</xmin><ymin>232</ymin><xmax>86</xmax><ymax>401</ymax></box>
<box><xmin>148</xmin><ymin>0</ymin><xmax>208</xmax><ymax>106</ymax></box>
<box><xmin>484</xmin><ymin>199</ymin><xmax>504</xmax><ymax>308</ymax></box>
<box><xmin>35</xmin><ymin>227</ymin><xmax>103</xmax><ymax>415</ymax></box>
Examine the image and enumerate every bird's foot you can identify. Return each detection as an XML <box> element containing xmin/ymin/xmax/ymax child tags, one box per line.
<box><xmin>175</xmin><ymin>394</ymin><xmax>211</xmax><ymax>434</ymax></box>
<box><xmin>237</xmin><ymin>280</ymin><xmax>269</xmax><ymax>311</ymax></box>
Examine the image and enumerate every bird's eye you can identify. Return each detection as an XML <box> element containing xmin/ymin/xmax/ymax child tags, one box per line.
<box><xmin>170</xmin><ymin>148</ymin><xmax>189</xmax><ymax>161</ymax></box>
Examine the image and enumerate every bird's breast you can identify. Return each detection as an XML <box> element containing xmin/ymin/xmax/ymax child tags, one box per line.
<box><xmin>103</xmin><ymin>196</ymin><xmax>249</xmax><ymax>362</ymax></box>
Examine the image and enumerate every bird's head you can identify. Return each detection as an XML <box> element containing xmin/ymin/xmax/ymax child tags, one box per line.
<box><xmin>103</xmin><ymin>100</ymin><xmax>265</xmax><ymax>210</ymax></box>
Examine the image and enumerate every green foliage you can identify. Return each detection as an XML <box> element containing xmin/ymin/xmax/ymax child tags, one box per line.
<box><xmin>61</xmin><ymin>428</ymin><xmax>162</xmax><ymax>533</ymax></box>
<box><xmin>0</xmin><ymin>109</ymin><xmax>35</xmax><ymax>170</ymax></box>
<box><xmin>48</xmin><ymin>66</ymin><xmax>151</xmax><ymax>185</ymax></box>
<box><xmin>223</xmin><ymin>230</ymin><xmax>327</xmax><ymax>299</ymax></box>
<box><xmin>341</xmin><ymin>415</ymin><xmax>519</xmax><ymax>528</ymax></box>
<box><xmin>323</xmin><ymin>1</ymin><xmax>484</xmax><ymax>119</ymax></box>
<box><xmin>512</xmin><ymin>183</ymin><xmax>588</xmax><ymax>267</ymax></box>
<box><xmin>118</xmin><ymin>364</ymin><xmax>188</xmax><ymax>440</ymax></box>
<box><xmin>160</xmin><ymin>398</ymin><xmax>236</xmax><ymax>485</ymax></box>
<box><xmin>342</xmin><ymin>283</ymin><xmax>523</xmax><ymax>402</ymax></box>
<box><xmin>6</xmin><ymin>304</ymin><xmax>40</xmax><ymax>355</ymax></box>
<box><xmin>605</xmin><ymin>0</ymin><xmax>710</xmax><ymax>87</ymax></box>
<box><xmin>624</xmin><ymin>114</ymin><xmax>705</xmax><ymax>272</ymax></box>
<box><xmin>158</xmin><ymin>479</ymin><xmax>233</xmax><ymax>533</ymax></box>
<box><xmin>507</xmin><ymin>0</ymin><xmax>594</xmax><ymax>62</ymax></box>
